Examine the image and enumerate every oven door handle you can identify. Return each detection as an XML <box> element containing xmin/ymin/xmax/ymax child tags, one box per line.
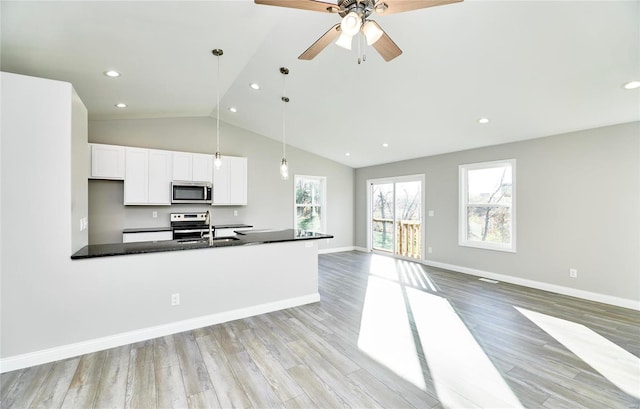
<box><xmin>173</xmin><ymin>229</ymin><xmax>208</xmax><ymax>234</ymax></box>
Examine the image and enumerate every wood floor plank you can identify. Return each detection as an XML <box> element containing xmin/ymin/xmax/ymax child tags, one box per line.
<box><xmin>155</xmin><ymin>364</ymin><xmax>188</xmax><ymax>409</ymax></box>
<box><xmin>196</xmin><ymin>331</ymin><xmax>252</xmax><ymax>409</ymax></box>
<box><xmin>238</xmin><ymin>328</ymin><xmax>304</xmax><ymax>402</ymax></box>
<box><xmin>60</xmin><ymin>351</ymin><xmax>106</xmax><ymax>409</ymax></box>
<box><xmin>0</xmin><ymin>363</ymin><xmax>53</xmax><ymax>409</ymax></box>
<box><xmin>152</xmin><ymin>334</ymin><xmax>189</xmax><ymax>408</ymax></box>
<box><xmin>221</xmin><ymin>348</ymin><xmax>283</xmax><ymax>408</ymax></box>
<box><xmin>28</xmin><ymin>358</ymin><xmax>79</xmax><ymax>409</ymax></box>
<box><xmin>173</xmin><ymin>332</ymin><xmax>220</xmax><ymax>408</ymax></box>
<box><xmin>287</xmin><ymin>364</ymin><xmax>347</xmax><ymax>408</ymax></box>
<box><xmin>287</xmin><ymin>339</ymin><xmax>382</xmax><ymax>408</ymax></box>
<box><xmin>124</xmin><ymin>341</ymin><xmax>156</xmax><ymax>409</ymax></box>
<box><xmin>93</xmin><ymin>345</ymin><xmax>130</xmax><ymax>409</ymax></box>
<box><xmin>282</xmin><ymin>392</ymin><xmax>317</xmax><ymax>409</ymax></box>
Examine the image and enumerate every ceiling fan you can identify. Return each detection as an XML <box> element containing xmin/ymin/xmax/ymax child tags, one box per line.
<box><xmin>255</xmin><ymin>0</ymin><xmax>462</xmax><ymax>62</ymax></box>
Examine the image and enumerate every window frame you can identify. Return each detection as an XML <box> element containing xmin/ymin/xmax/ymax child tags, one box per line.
<box><xmin>459</xmin><ymin>159</ymin><xmax>516</xmax><ymax>253</ymax></box>
<box><xmin>293</xmin><ymin>174</ymin><xmax>327</xmax><ymax>233</ymax></box>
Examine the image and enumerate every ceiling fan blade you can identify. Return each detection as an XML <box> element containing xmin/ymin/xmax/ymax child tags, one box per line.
<box><xmin>374</xmin><ymin>0</ymin><xmax>462</xmax><ymax>15</ymax></box>
<box><xmin>299</xmin><ymin>24</ymin><xmax>341</xmax><ymax>60</ymax></box>
<box><xmin>371</xmin><ymin>25</ymin><xmax>402</xmax><ymax>62</ymax></box>
<box><xmin>255</xmin><ymin>0</ymin><xmax>340</xmax><ymax>13</ymax></box>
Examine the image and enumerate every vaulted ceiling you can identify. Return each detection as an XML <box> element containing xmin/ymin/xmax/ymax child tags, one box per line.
<box><xmin>2</xmin><ymin>0</ymin><xmax>638</xmax><ymax>167</ymax></box>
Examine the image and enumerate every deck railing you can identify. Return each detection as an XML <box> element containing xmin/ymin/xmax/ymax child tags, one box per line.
<box><xmin>372</xmin><ymin>218</ymin><xmax>422</xmax><ymax>259</ymax></box>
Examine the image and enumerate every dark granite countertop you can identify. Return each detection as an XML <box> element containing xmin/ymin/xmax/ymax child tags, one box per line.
<box><xmin>71</xmin><ymin>229</ymin><xmax>333</xmax><ymax>259</ymax></box>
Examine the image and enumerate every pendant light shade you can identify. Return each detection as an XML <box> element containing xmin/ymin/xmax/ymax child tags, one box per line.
<box><xmin>212</xmin><ymin>48</ymin><xmax>223</xmax><ymax>170</ymax></box>
<box><xmin>280</xmin><ymin>67</ymin><xmax>290</xmax><ymax>181</ymax></box>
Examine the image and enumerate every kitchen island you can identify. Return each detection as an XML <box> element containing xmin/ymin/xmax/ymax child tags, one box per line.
<box><xmin>0</xmin><ymin>229</ymin><xmax>334</xmax><ymax>371</ymax></box>
<box><xmin>72</xmin><ymin>229</ymin><xmax>332</xmax><ymax>259</ymax></box>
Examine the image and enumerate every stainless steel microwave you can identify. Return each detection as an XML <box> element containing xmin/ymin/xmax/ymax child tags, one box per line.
<box><xmin>171</xmin><ymin>181</ymin><xmax>212</xmax><ymax>204</ymax></box>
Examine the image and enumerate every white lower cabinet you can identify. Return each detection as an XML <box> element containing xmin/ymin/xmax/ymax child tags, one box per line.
<box><xmin>123</xmin><ymin>231</ymin><xmax>172</xmax><ymax>243</ymax></box>
<box><xmin>124</xmin><ymin>147</ymin><xmax>172</xmax><ymax>205</ymax></box>
<box><xmin>213</xmin><ymin>156</ymin><xmax>247</xmax><ymax>205</ymax></box>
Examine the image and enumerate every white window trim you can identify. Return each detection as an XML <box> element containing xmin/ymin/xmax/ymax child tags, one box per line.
<box><xmin>293</xmin><ymin>174</ymin><xmax>327</xmax><ymax>233</ymax></box>
<box><xmin>459</xmin><ymin>159</ymin><xmax>516</xmax><ymax>253</ymax></box>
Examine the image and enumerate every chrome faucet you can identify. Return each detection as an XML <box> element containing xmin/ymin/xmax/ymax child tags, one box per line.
<box><xmin>205</xmin><ymin>210</ymin><xmax>214</xmax><ymax>245</ymax></box>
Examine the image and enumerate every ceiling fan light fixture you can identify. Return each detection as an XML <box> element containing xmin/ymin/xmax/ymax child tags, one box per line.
<box><xmin>362</xmin><ymin>20</ymin><xmax>384</xmax><ymax>45</ymax></box>
<box><xmin>340</xmin><ymin>11</ymin><xmax>362</xmax><ymax>37</ymax></box>
<box><xmin>335</xmin><ymin>33</ymin><xmax>353</xmax><ymax>50</ymax></box>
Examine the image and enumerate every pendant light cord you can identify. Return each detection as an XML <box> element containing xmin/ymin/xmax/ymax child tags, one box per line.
<box><xmin>282</xmin><ymin>69</ymin><xmax>288</xmax><ymax>159</ymax></box>
<box><xmin>216</xmin><ymin>53</ymin><xmax>220</xmax><ymax>153</ymax></box>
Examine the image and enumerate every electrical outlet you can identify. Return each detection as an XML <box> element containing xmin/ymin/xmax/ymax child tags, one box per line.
<box><xmin>152</xmin><ymin>211</ymin><xmax>158</xmax><ymax>218</ymax></box>
<box><xmin>428</xmin><ymin>210</ymin><xmax>435</xmax><ymax>217</ymax></box>
<box><xmin>428</xmin><ymin>247</ymin><xmax>433</xmax><ymax>254</ymax></box>
<box><xmin>171</xmin><ymin>293</ymin><xmax>180</xmax><ymax>306</ymax></box>
<box><xmin>234</xmin><ymin>210</ymin><xmax>238</xmax><ymax>217</ymax></box>
<box><xmin>569</xmin><ymin>268</ymin><xmax>578</xmax><ymax>278</ymax></box>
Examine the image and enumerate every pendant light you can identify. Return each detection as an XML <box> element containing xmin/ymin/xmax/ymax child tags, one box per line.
<box><xmin>212</xmin><ymin>49</ymin><xmax>223</xmax><ymax>170</ymax></box>
<box><xmin>279</xmin><ymin>67</ymin><xmax>290</xmax><ymax>180</ymax></box>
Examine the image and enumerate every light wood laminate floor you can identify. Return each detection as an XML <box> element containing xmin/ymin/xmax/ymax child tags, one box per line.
<box><xmin>1</xmin><ymin>251</ymin><xmax>639</xmax><ymax>408</ymax></box>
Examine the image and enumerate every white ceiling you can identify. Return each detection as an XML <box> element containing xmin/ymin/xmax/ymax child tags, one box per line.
<box><xmin>2</xmin><ymin>0</ymin><xmax>639</xmax><ymax>168</ymax></box>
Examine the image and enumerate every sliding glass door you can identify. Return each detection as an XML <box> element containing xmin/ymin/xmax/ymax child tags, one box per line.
<box><xmin>369</xmin><ymin>176</ymin><xmax>424</xmax><ymax>259</ymax></box>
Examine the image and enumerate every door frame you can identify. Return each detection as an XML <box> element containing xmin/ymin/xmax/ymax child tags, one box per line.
<box><xmin>366</xmin><ymin>174</ymin><xmax>426</xmax><ymax>261</ymax></box>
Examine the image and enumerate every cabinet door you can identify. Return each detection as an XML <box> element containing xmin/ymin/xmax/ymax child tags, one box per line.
<box><xmin>228</xmin><ymin>156</ymin><xmax>248</xmax><ymax>205</ymax></box>
<box><xmin>148</xmin><ymin>149</ymin><xmax>172</xmax><ymax>205</ymax></box>
<box><xmin>124</xmin><ymin>148</ymin><xmax>149</xmax><ymax>204</ymax></box>
<box><xmin>192</xmin><ymin>153</ymin><xmax>213</xmax><ymax>183</ymax></box>
<box><xmin>212</xmin><ymin>156</ymin><xmax>231</xmax><ymax>205</ymax></box>
<box><xmin>172</xmin><ymin>152</ymin><xmax>192</xmax><ymax>181</ymax></box>
<box><xmin>213</xmin><ymin>156</ymin><xmax>248</xmax><ymax>205</ymax></box>
<box><xmin>90</xmin><ymin>144</ymin><xmax>125</xmax><ymax>179</ymax></box>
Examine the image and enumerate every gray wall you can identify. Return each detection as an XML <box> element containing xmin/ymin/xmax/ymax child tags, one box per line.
<box><xmin>88</xmin><ymin>117</ymin><xmax>354</xmax><ymax>250</ymax></box>
<box><xmin>355</xmin><ymin>122</ymin><xmax>640</xmax><ymax>302</ymax></box>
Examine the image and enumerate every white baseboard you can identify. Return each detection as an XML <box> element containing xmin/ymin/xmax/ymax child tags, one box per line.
<box><xmin>0</xmin><ymin>293</ymin><xmax>320</xmax><ymax>373</ymax></box>
<box><xmin>319</xmin><ymin>246</ymin><xmax>355</xmax><ymax>254</ymax></box>
<box><xmin>423</xmin><ymin>260</ymin><xmax>640</xmax><ymax>311</ymax></box>
<box><xmin>354</xmin><ymin>246</ymin><xmax>370</xmax><ymax>253</ymax></box>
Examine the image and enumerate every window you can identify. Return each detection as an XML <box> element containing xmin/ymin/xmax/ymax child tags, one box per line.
<box><xmin>294</xmin><ymin>175</ymin><xmax>326</xmax><ymax>233</ymax></box>
<box><xmin>459</xmin><ymin>159</ymin><xmax>516</xmax><ymax>252</ymax></box>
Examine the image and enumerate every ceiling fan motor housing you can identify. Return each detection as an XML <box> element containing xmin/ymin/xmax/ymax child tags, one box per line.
<box><xmin>337</xmin><ymin>0</ymin><xmax>376</xmax><ymax>18</ymax></box>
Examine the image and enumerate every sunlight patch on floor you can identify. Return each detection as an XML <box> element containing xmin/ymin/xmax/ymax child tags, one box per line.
<box><xmin>407</xmin><ymin>288</ymin><xmax>524</xmax><ymax>408</ymax></box>
<box><xmin>516</xmin><ymin>307</ymin><xmax>640</xmax><ymax>399</ymax></box>
<box><xmin>357</xmin><ymin>274</ymin><xmax>426</xmax><ymax>390</ymax></box>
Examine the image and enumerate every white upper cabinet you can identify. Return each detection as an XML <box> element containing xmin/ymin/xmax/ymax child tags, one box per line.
<box><xmin>90</xmin><ymin>143</ymin><xmax>125</xmax><ymax>180</ymax></box>
<box><xmin>124</xmin><ymin>147</ymin><xmax>172</xmax><ymax>205</ymax></box>
<box><xmin>213</xmin><ymin>156</ymin><xmax>247</xmax><ymax>206</ymax></box>
<box><xmin>192</xmin><ymin>153</ymin><xmax>213</xmax><ymax>182</ymax></box>
<box><xmin>172</xmin><ymin>152</ymin><xmax>213</xmax><ymax>183</ymax></box>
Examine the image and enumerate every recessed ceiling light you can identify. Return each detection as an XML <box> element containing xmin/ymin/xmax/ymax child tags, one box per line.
<box><xmin>115</xmin><ymin>103</ymin><xmax>127</xmax><ymax>108</ymax></box>
<box><xmin>249</xmin><ymin>83</ymin><xmax>260</xmax><ymax>90</ymax></box>
<box><xmin>345</xmin><ymin>152</ymin><xmax>351</xmax><ymax>157</ymax></box>
<box><xmin>228</xmin><ymin>107</ymin><xmax>237</xmax><ymax>113</ymax></box>
<box><xmin>478</xmin><ymin>117</ymin><xmax>490</xmax><ymax>124</ymax></box>
<box><xmin>623</xmin><ymin>80</ymin><xmax>640</xmax><ymax>90</ymax></box>
<box><xmin>382</xmin><ymin>143</ymin><xmax>389</xmax><ymax>148</ymax></box>
<box><xmin>104</xmin><ymin>70</ymin><xmax>120</xmax><ymax>78</ymax></box>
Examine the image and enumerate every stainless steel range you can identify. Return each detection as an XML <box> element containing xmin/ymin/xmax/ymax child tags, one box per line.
<box><xmin>170</xmin><ymin>212</ymin><xmax>211</xmax><ymax>240</ymax></box>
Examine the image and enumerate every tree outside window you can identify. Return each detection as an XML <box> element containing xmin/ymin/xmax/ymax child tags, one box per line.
<box><xmin>294</xmin><ymin>175</ymin><xmax>326</xmax><ymax>233</ymax></box>
<box><xmin>459</xmin><ymin>160</ymin><xmax>516</xmax><ymax>252</ymax></box>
